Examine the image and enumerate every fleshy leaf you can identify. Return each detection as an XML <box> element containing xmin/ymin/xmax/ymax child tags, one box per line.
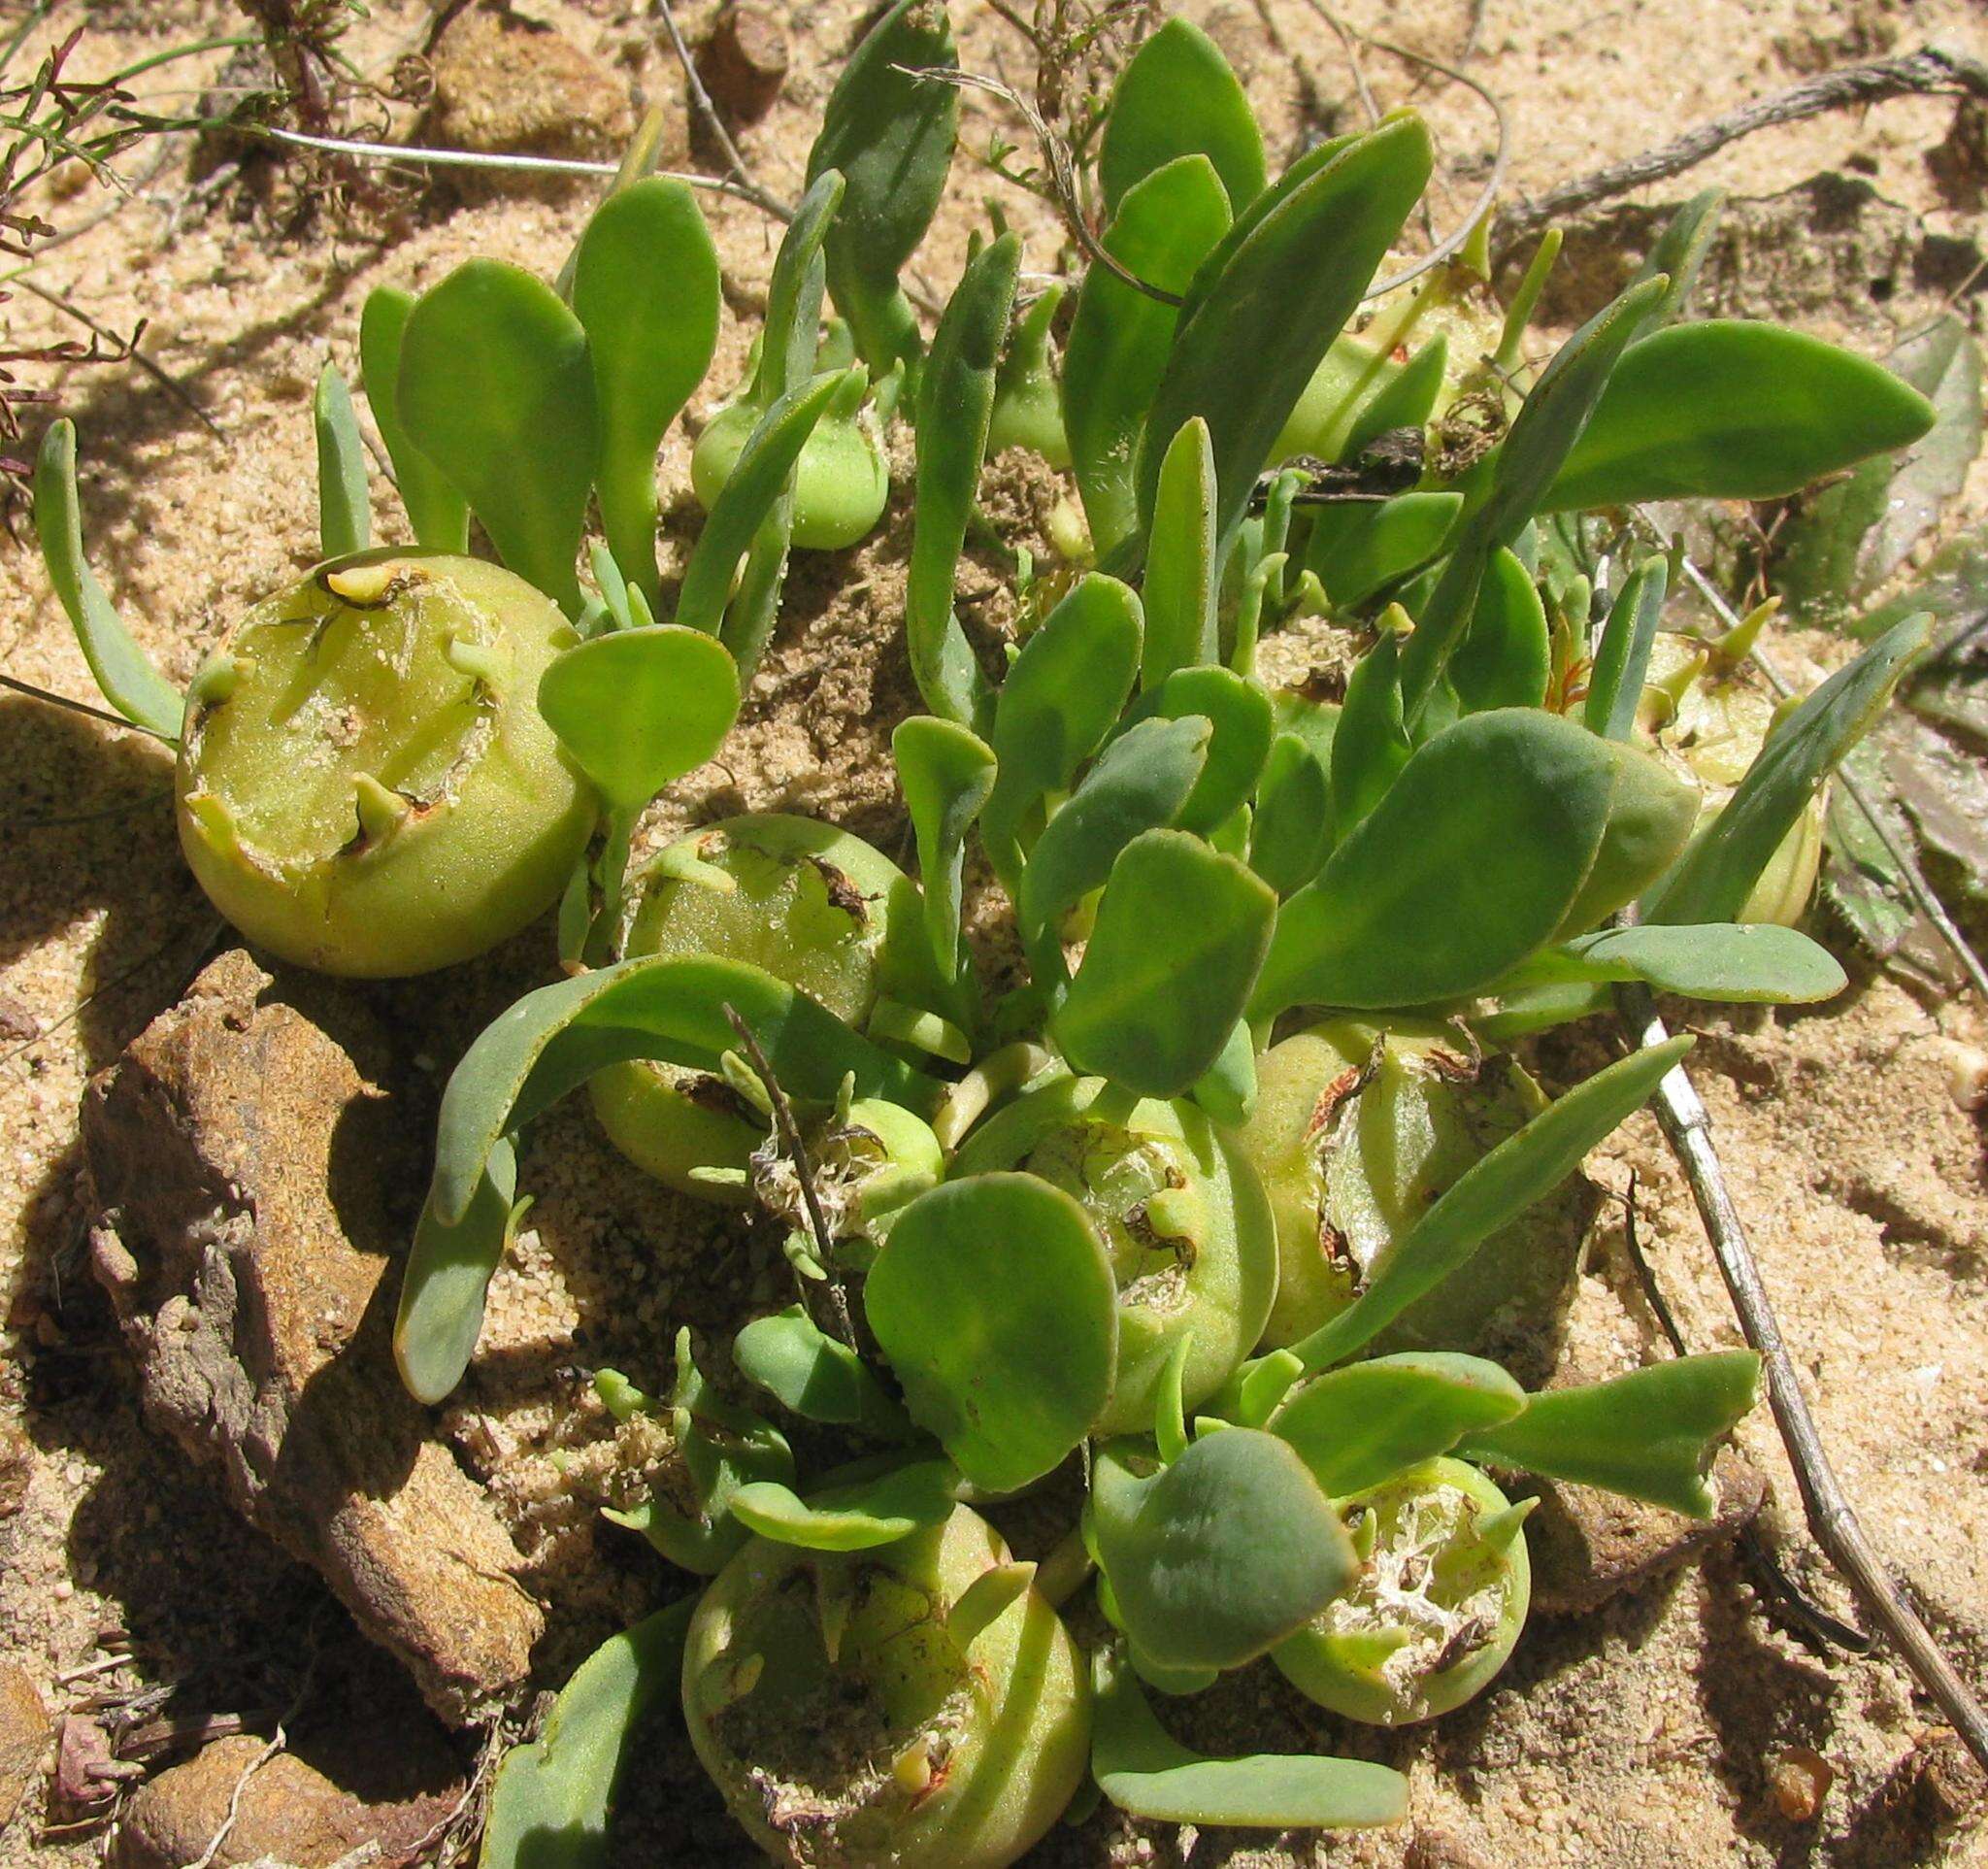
<box><xmin>1091</xmin><ymin>1647</ymin><xmax>1408</xmax><ymax>1829</ymax></box>
<box><xmin>1630</xmin><ymin>187</ymin><xmax>1725</xmax><ymax>327</ymax></box>
<box><xmin>32</xmin><ymin>419</ymin><xmax>182</xmax><ymax>738</ymax></box>
<box><xmin>538</xmin><ymin>625</ymin><xmax>739</xmax><ymax>812</ymax></box>
<box><xmin>1496</xmin><ymin>922</ymin><xmax>1846</xmax><ymax>1005</ymax></box>
<box><xmin>359</xmin><ymin>286</ymin><xmax>469</xmax><ymax>551</ymax></box>
<box><xmin>571</xmin><ymin>178</ymin><xmax>720</xmax><ymax>609</ymax></box>
<box><xmin>1090</xmin><ymin>1432</ymin><xmax>1354</xmax><ymax>1672</ymax></box>
<box><xmin>479</xmin><ymin>1598</ymin><xmax>694</xmax><ymax>1869</ymax></box>
<box><xmin>1256</xmin><ymin>709</ymin><xmax>1619</xmax><ymax>1018</ymax></box>
<box><xmin>1543</xmin><ymin>321</ymin><xmax>1938</xmax><ymax>512</ymax></box>
<box><xmin>805</xmin><ymin>0</ymin><xmax>959</xmax><ymax>372</ymax></box>
<box><xmin>1449</xmin><ymin>547</ymin><xmax>1549</xmax><ymax>714</ymax></box>
<box><xmin>1122</xmin><ymin>664</ymin><xmax>1272</xmax><ymax>834</ymax></box>
<box><xmin>1306</xmin><ymin>490</ymin><xmax>1462</xmax><ymax>609</ymax></box>
<box><xmin>865</xmin><ymin>1174</ymin><xmax>1117</xmax><ymax>1492</ymax></box>
<box><xmin>728</xmin><ymin>1459</ymin><xmax>955</xmax><ymax>1552</ymax></box>
<box><xmin>1097</xmin><ymin>17</ymin><xmax>1266</xmax><ymax>217</ymax></box>
<box><xmin>894</xmin><ymin>715</ymin><xmax>997</xmax><ymax>985</ymax></box>
<box><xmin>1459</xmin><ymin>1351</ymin><xmax>1763</xmax><ymax>1518</ymax></box>
<box><xmin>1056</xmin><ymin>829</ymin><xmax>1276</xmax><ymax>1097</ymax></box>
<box><xmin>1142</xmin><ymin>417</ymin><xmax>1219</xmax><ymax>685</ymax></box>
<box><xmin>907</xmin><ymin>233</ymin><xmax>1017</xmax><ymax>724</ymax></box>
<box><xmin>314</xmin><ymin>363</ymin><xmax>371</xmax><ymax>561</ymax></box>
<box><xmin>1271</xmin><ymin>1353</ymin><xmax>1526</xmax><ymax>1498</ymax></box>
<box><xmin>398</xmin><ymin>258</ymin><xmax>598</xmax><ymax>613</ymax></box>
<box><xmin>1249</xmin><ymin>731</ymin><xmax>1333</xmax><ymax>896</ymax></box>
<box><xmin>734</xmin><ymin>1306</ymin><xmax>914</xmax><ymax>1439</ymax></box>
<box><xmin>1585</xmin><ymin>555</ymin><xmax>1668</xmax><ymax>741</ymax></box>
<box><xmin>1643</xmin><ymin>613</ymin><xmax>1929</xmax><ymax>923</ymax></box>
<box><xmin>1328</xmin><ymin>627</ymin><xmax>1410</xmax><ymax>841</ymax></box>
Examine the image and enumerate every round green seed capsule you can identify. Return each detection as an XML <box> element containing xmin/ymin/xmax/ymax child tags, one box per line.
<box><xmin>1274</xmin><ymin>1456</ymin><xmax>1531</xmax><ymax>1726</ymax></box>
<box><xmin>949</xmin><ymin>1076</ymin><xmax>1278</xmax><ymax>1435</ymax></box>
<box><xmin>589</xmin><ymin>814</ymin><xmax>924</xmax><ymax>1198</ymax></box>
<box><xmin>691</xmin><ymin>373</ymin><xmax>890</xmax><ymax>551</ymax></box>
<box><xmin>1237</xmin><ymin>1019</ymin><xmax>1592</xmax><ymax>1376</ymax></box>
<box><xmin>175</xmin><ymin>551</ymin><xmax>594</xmax><ymax>977</ymax></box>
<box><xmin>682</xmin><ymin>1503</ymin><xmax>1089</xmax><ymax>1868</ymax></box>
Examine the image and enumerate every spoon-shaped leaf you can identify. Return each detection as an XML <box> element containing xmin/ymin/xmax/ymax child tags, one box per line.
<box><xmin>1642</xmin><ymin>612</ymin><xmax>1929</xmax><ymax>924</ymax></box>
<box><xmin>32</xmin><ymin>419</ymin><xmax>182</xmax><ymax>739</ymax></box>
<box><xmin>1257</xmin><ymin>709</ymin><xmax>1618</xmax><ymax>1018</ymax></box>
<box><xmin>1328</xmin><ymin>627</ymin><xmax>1410</xmax><ymax>841</ymax></box>
<box><xmin>1091</xmin><ymin>1647</ymin><xmax>1407</xmax><ymax>1829</ymax></box>
<box><xmin>399</xmin><ymin>259</ymin><xmax>598</xmax><ymax>613</ymax></box>
<box><xmin>1134</xmin><ymin>115</ymin><xmax>1434</xmax><ymax>560</ymax></box>
<box><xmin>1270</xmin><ymin>1352</ymin><xmax>1526</xmax><ymax>1498</ymax></box>
<box><xmin>1122</xmin><ymin>664</ymin><xmax>1273</xmax><ymax>834</ymax></box>
<box><xmin>479</xmin><ymin>1597</ymin><xmax>694</xmax><ymax>1869</ymax></box>
<box><xmin>1141</xmin><ymin>417</ymin><xmax>1219</xmax><ymax>685</ymax></box>
<box><xmin>894</xmin><ymin>715</ymin><xmax>997</xmax><ymax>987</ymax></box>
<box><xmin>805</xmin><ymin>0</ymin><xmax>959</xmax><ymax>373</ymax></box>
<box><xmin>1019</xmin><ymin>716</ymin><xmax>1209</xmax><ymax>949</ymax></box>
<box><xmin>538</xmin><ymin>624</ymin><xmax>740</xmax><ymax>812</ymax></box>
<box><xmin>1542</xmin><ymin>321</ymin><xmax>1938</xmax><ymax>512</ymax></box>
<box><xmin>1495</xmin><ymin>922</ymin><xmax>1846</xmax><ymax>1005</ymax></box>
<box><xmin>865</xmin><ymin>1174</ymin><xmax>1117</xmax><ymax>1492</ymax></box>
<box><xmin>1097</xmin><ymin>16</ymin><xmax>1266</xmax><ymax>217</ymax></box>
<box><xmin>571</xmin><ymin>178</ymin><xmax>720</xmax><ymax>609</ymax></box>
<box><xmin>734</xmin><ymin>1305</ymin><xmax>914</xmax><ymax>1439</ymax></box>
<box><xmin>1249</xmin><ymin>731</ymin><xmax>1333</xmax><ymax>896</ymax></box>
<box><xmin>908</xmin><ymin>232</ymin><xmax>1018</xmax><ymax>725</ymax></box>
<box><xmin>1458</xmin><ymin>1350</ymin><xmax>1762</xmax><ymax>1517</ymax></box>
<box><xmin>314</xmin><ymin>363</ymin><xmax>371</xmax><ymax>560</ymax></box>
<box><xmin>1091</xmin><ymin>1431</ymin><xmax>1354</xmax><ymax>1672</ymax></box>
<box><xmin>981</xmin><ymin>572</ymin><xmax>1143</xmax><ymax>887</ymax></box>
<box><xmin>1585</xmin><ymin>554</ymin><xmax>1668</xmax><ymax>741</ymax></box>
<box><xmin>1305</xmin><ymin>489</ymin><xmax>1461</xmax><ymax>609</ymax></box>
<box><xmin>1280</xmin><ymin>1035</ymin><xmax>1694</xmax><ymax>1380</ymax></box>
<box><xmin>728</xmin><ymin>1458</ymin><xmax>956</xmax><ymax>1552</ymax></box>
<box><xmin>359</xmin><ymin>286</ymin><xmax>469</xmax><ymax>551</ymax></box>
<box><xmin>1056</xmin><ymin>829</ymin><xmax>1276</xmax><ymax>1098</ymax></box>
<box><xmin>675</xmin><ymin>368</ymin><xmax>848</xmax><ymax>639</ymax></box>
<box><xmin>1449</xmin><ymin>547</ymin><xmax>1549</xmax><ymax>714</ymax></box>
<box><xmin>1066</xmin><ymin>156</ymin><xmax>1232</xmax><ymax>560</ymax></box>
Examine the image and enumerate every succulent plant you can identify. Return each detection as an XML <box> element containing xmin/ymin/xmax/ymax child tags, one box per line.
<box><xmin>348</xmin><ymin>10</ymin><xmax>1939</xmax><ymax>1864</ymax></box>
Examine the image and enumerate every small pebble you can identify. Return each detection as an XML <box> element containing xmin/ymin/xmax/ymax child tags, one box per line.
<box><xmin>1771</xmin><ymin>1746</ymin><xmax>1834</xmax><ymax>1821</ymax></box>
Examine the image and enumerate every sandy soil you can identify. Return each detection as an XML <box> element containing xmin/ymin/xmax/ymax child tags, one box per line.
<box><xmin>1</xmin><ymin>1</ymin><xmax>1986</xmax><ymax>1865</ymax></box>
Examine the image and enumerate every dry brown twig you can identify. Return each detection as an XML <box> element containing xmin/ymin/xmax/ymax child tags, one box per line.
<box><xmin>1503</xmin><ymin>44</ymin><xmax>1988</xmax><ymax>237</ymax></box>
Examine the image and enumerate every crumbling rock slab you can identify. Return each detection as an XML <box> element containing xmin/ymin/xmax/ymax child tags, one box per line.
<box><xmin>83</xmin><ymin>951</ymin><xmax>542</xmax><ymax>1725</ymax></box>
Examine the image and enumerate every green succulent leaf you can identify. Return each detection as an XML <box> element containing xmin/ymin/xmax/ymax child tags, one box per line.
<box><xmin>1067</xmin><ymin>156</ymin><xmax>1233</xmax><ymax>561</ymax></box>
<box><xmin>1553</xmin><ymin>738</ymin><xmax>1701</xmax><ymax>938</ymax></box>
<box><xmin>1098</xmin><ymin>16</ymin><xmax>1266</xmax><ymax>217</ymax></box>
<box><xmin>1643</xmin><ymin>613</ymin><xmax>1929</xmax><ymax>923</ymax></box>
<box><xmin>398</xmin><ymin>258</ymin><xmax>598</xmax><ymax>613</ymax></box>
<box><xmin>908</xmin><ymin>232</ymin><xmax>1018</xmax><ymax>725</ymax></box>
<box><xmin>1250</xmin><ymin>731</ymin><xmax>1333</xmax><ymax>896</ymax></box>
<box><xmin>1057</xmin><ymin>829</ymin><xmax>1276</xmax><ymax>1097</ymax></box>
<box><xmin>358</xmin><ymin>286</ymin><xmax>470</xmax><ymax>551</ymax></box>
<box><xmin>1280</xmin><ymin>1035</ymin><xmax>1692</xmax><ymax>1379</ymax></box>
<box><xmin>894</xmin><ymin>715</ymin><xmax>998</xmax><ymax>986</ymax></box>
<box><xmin>1135</xmin><ymin>115</ymin><xmax>1434</xmax><ymax>559</ymax></box>
<box><xmin>479</xmin><ymin>1597</ymin><xmax>694</xmax><ymax>1869</ymax></box>
<box><xmin>1543</xmin><ymin>321</ymin><xmax>1938</xmax><ymax>512</ymax></box>
<box><xmin>728</xmin><ymin>1458</ymin><xmax>956</xmax><ymax>1552</ymax></box>
<box><xmin>32</xmin><ymin>418</ymin><xmax>182</xmax><ymax>739</ymax></box>
<box><xmin>1091</xmin><ymin>1431</ymin><xmax>1355</xmax><ymax>1672</ymax></box>
<box><xmin>571</xmin><ymin>178</ymin><xmax>720</xmax><ymax>609</ymax></box>
<box><xmin>1585</xmin><ymin>554</ymin><xmax>1669</xmax><ymax>741</ymax></box>
<box><xmin>982</xmin><ymin>572</ymin><xmax>1143</xmax><ymax>886</ymax></box>
<box><xmin>1342</xmin><ymin>332</ymin><xmax>1448</xmax><ymax>460</ymax></box>
<box><xmin>313</xmin><ymin>363</ymin><xmax>371</xmax><ymax>561</ymax></box>
<box><xmin>1257</xmin><ymin>709</ymin><xmax>1619</xmax><ymax>1018</ymax></box>
<box><xmin>396</xmin><ymin>958</ymin><xmax>940</xmax><ymax>1402</ymax></box>
<box><xmin>1630</xmin><ymin>187</ymin><xmax>1726</xmax><ymax>328</ymax></box>
<box><xmin>1190</xmin><ymin>1018</ymin><xmax>1257</xmax><ymax>1126</ymax></box>
<box><xmin>1019</xmin><ymin>715</ymin><xmax>1209</xmax><ymax>949</ymax></box>
<box><xmin>1449</xmin><ymin>547</ymin><xmax>1549</xmax><ymax>713</ymax></box>
<box><xmin>1328</xmin><ymin>627</ymin><xmax>1410</xmax><ymax>841</ymax></box>
<box><xmin>538</xmin><ymin>625</ymin><xmax>739</xmax><ymax>812</ymax></box>
<box><xmin>1142</xmin><ymin>417</ymin><xmax>1219</xmax><ymax>685</ymax></box>
<box><xmin>1497</xmin><ymin>922</ymin><xmax>1847</xmax><ymax>1004</ymax></box>
<box><xmin>676</xmin><ymin>368</ymin><xmax>848</xmax><ymax>639</ymax></box>
<box><xmin>1459</xmin><ymin>1350</ymin><xmax>1763</xmax><ymax>1518</ymax></box>
<box><xmin>1306</xmin><ymin>490</ymin><xmax>1462</xmax><ymax>609</ymax></box>
<box><xmin>734</xmin><ymin>1306</ymin><xmax>914</xmax><ymax>1439</ymax></box>
<box><xmin>865</xmin><ymin>1174</ymin><xmax>1117</xmax><ymax>1492</ymax></box>
<box><xmin>805</xmin><ymin>0</ymin><xmax>959</xmax><ymax>373</ymax></box>
<box><xmin>1271</xmin><ymin>1353</ymin><xmax>1527</xmax><ymax>1498</ymax></box>
<box><xmin>1124</xmin><ymin>664</ymin><xmax>1273</xmax><ymax>834</ymax></box>
<box><xmin>1091</xmin><ymin>1647</ymin><xmax>1407</xmax><ymax>1829</ymax></box>
<box><xmin>1402</xmin><ymin>275</ymin><xmax>1667</xmax><ymax>716</ymax></box>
